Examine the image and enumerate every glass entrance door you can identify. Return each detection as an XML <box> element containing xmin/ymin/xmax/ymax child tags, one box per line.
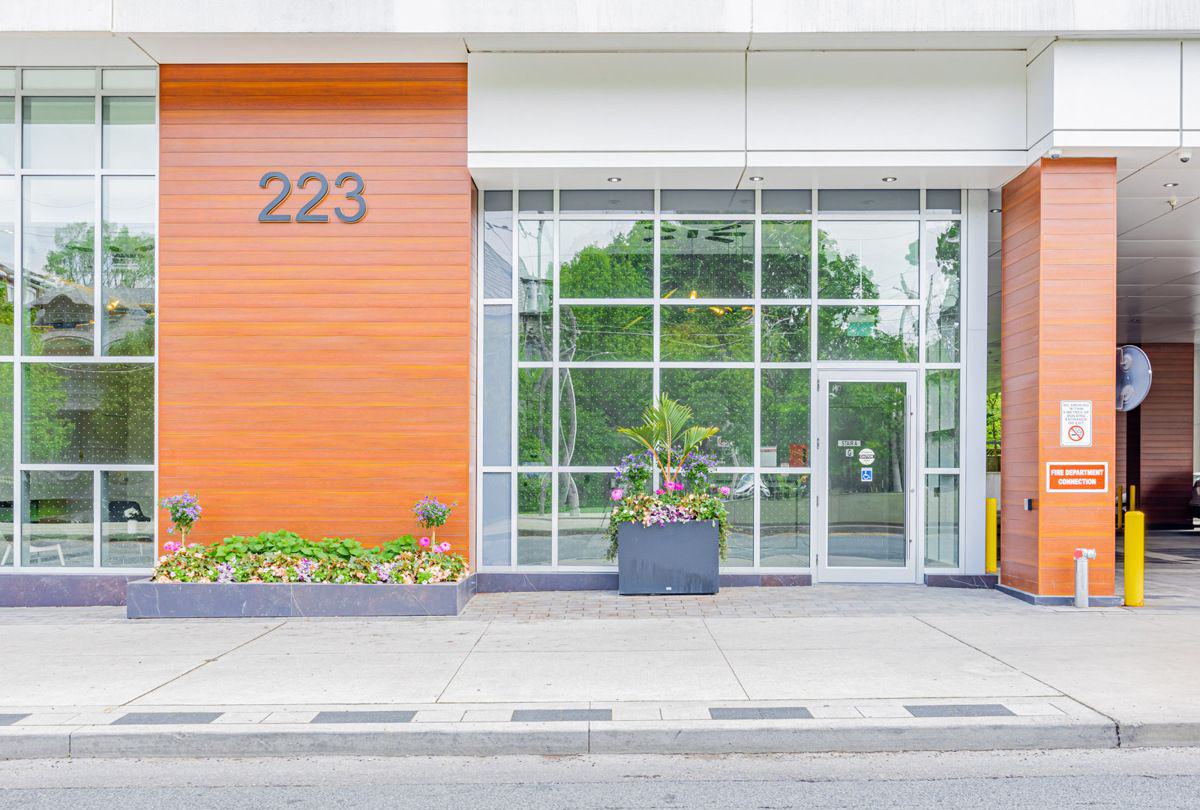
<box><xmin>815</xmin><ymin>371</ymin><xmax>917</xmax><ymax>583</ymax></box>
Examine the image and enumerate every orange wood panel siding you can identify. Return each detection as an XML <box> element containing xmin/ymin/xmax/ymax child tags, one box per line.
<box><xmin>1000</xmin><ymin>158</ymin><xmax>1117</xmax><ymax>596</ymax></box>
<box><xmin>157</xmin><ymin>64</ymin><xmax>474</xmax><ymax>555</ymax></box>
<box><xmin>1137</xmin><ymin>343</ymin><xmax>1194</xmax><ymax>527</ymax></box>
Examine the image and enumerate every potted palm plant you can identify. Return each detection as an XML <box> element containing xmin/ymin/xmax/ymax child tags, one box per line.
<box><xmin>606</xmin><ymin>395</ymin><xmax>730</xmax><ymax>595</ymax></box>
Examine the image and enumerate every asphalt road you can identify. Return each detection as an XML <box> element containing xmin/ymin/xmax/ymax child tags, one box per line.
<box><xmin>2</xmin><ymin>748</ymin><xmax>1199</xmax><ymax>809</ymax></box>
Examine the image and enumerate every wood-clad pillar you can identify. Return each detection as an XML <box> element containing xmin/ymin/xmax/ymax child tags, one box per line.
<box><xmin>1131</xmin><ymin>343</ymin><xmax>1194</xmax><ymax>527</ymax></box>
<box><xmin>1000</xmin><ymin>158</ymin><xmax>1117</xmax><ymax>599</ymax></box>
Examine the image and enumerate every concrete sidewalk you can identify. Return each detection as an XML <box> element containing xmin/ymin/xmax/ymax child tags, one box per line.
<box><xmin>1</xmin><ymin>585</ymin><xmax>1198</xmax><ymax>757</ymax></box>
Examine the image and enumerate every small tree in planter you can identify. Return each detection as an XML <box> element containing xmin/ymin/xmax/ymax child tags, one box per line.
<box><xmin>607</xmin><ymin>395</ymin><xmax>731</xmax><ymax>595</ymax></box>
<box><xmin>160</xmin><ymin>492</ymin><xmax>202</xmax><ymax>551</ymax></box>
<box><xmin>413</xmin><ymin>496</ymin><xmax>454</xmax><ymax>545</ymax></box>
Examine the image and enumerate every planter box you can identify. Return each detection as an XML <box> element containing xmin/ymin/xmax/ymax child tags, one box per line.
<box><xmin>126</xmin><ymin>575</ymin><xmax>476</xmax><ymax>618</ymax></box>
<box><xmin>617</xmin><ymin>520</ymin><xmax>719</xmax><ymax>596</ymax></box>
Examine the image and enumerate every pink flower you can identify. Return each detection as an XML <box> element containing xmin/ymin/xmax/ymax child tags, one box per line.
<box><xmin>162</xmin><ymin>541</ymin><xmax>182</xmax><ymax>554</ymax></box>
<box><xmin>655</xmin><ymin>488</ymin><xmax>665</xmax><ymax>495</ymax></box>
<box><xmin>438</xmin><ymin>541</ymin><xmax>452</xmax><ymax>553</ymax></box>
<box><xmin>719</xmin><ymin>486</ymin><xmax>731</xmax><ymax>496</ymax></box>
<box><xmin>610</xmin><ymin>488</ymin><xmax>624</xmax><ymax>501</ymax></box>
<box><xmin>418</xmin><ymin>536</ymin><xmax>431</xmax><ymax>548</ymax></box>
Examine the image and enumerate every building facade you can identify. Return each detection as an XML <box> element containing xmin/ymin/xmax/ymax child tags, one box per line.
<box><xmin>2</xmin><ymin>1</ymin><xmax>1200</xmax><ymax>604</ymax></box>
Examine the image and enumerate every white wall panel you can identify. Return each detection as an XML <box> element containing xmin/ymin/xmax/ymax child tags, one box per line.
<box><xmin>468</xmin><ymin>53</ymin><xmax>746</xmax><ymax>154</ymax></box>
<box><xmin>747</xmin><ymin>51</ymin><xmax>1025</xmax><ymax>152</ymax></box>
<box><xmin>1184</xmin><ymin>41</ymin><xmax>1200</xmax><ymax>135</ymax></box>
<box><xmin>1051</xmin><ymin>40</ymin><xmax>1180</xmax><ymax>132</ymax></box>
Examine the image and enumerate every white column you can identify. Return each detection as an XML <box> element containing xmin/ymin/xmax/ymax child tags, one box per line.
<box><xmin>961</xmin><ymin>189</ymin><xmax>990</xmax><ymax>575</ymax></box>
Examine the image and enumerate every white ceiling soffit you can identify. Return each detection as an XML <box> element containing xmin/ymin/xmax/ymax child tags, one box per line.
<box><xmin>129</xmin><ymin>33</ymin><xmax>469</xmax><ymax>63</ymax></box>
<box><xmin>0</xmin><ymin>33</ymin><xmax>154</xmax><ymax>65</ymax></box>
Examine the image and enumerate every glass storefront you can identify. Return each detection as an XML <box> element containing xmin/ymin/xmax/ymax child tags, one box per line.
<box><xmin>0</xmin><ymin>67</ymin><xmax>157</xmax><ymax>570</ymax></box>
<box><xmin>479</xmin><ymin>188</ymin><xmax>965</xmax><ymax>572</ymax></box>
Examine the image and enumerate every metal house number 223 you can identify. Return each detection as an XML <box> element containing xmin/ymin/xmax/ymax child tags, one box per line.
<box><xmin>257</xmin><ymin>171</ymin><xmax>367</xmax><ymax>224</ymax></box>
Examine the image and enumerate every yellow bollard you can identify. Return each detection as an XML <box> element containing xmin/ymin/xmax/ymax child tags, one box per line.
<box><xmin>1116</xmin><ymin>485</ymin><xmax>1124</xmax><ymax>529</ymax></box>
<box><xmin>1124</xmin><ymin>509</ymin><xmax>1145</xmax><ymax>607</ymax></box>
<box><xmin>1129</xmin><ymin>484</ymin><xmax>1136</xmax><ymax>512</ymax></box>
<box><xmin>985</xmin><ymin>497</ymin><xmax>998</xmax><ymax>574</ymax></box>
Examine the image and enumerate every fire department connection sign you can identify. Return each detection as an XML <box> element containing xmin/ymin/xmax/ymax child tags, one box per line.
<box><xmin>1045</xmin><ymin>461</ymin><xmax>1108</xmax><ymax>493</ymax></box>
<box><xmin>1059</xmin><ymin>400</ymin><xmax>1093</xmax><ymax>447</ymax></box>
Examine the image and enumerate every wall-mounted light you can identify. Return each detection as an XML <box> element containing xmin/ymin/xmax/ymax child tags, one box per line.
<box><xmin>1163</xmin><ymin>182</ymin><xmax>1180</xmax><ymax>188</ymax></box>
<box><xmin>989</xmin><ymin>208</ymin><xmax>1001</xmax><ymax>214</ymax></box>
<box><xmin>748</xmin><ymin>176</ymin><xmax>764</xmax><ymax>182</ymax></box>
<box><xmin>881</xmin><ymin>176</ymin><xmax>898</xmax><ymax>183</ymax></box>
<box><xmin>606</xmin><ymin>177</ymin><xmax>621</xmax><ymax>183</ymax></box>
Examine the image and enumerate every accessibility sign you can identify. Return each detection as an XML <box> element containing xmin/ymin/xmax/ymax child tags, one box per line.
<box><xmin>1059</xmin><ymin>400</ymin><xmax>1093</xmax><ymax>447</ymax></box>
<box><xmin>860</xmin><ymin>468</ymin><xmax>873</xmax><ymax>482</ymax></box>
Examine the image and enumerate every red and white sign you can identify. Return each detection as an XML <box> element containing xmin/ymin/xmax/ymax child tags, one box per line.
<box><xmin>1045</xmin><ymin>461</ymin><xmax>1108</xmax><ymax>493</ymax></box>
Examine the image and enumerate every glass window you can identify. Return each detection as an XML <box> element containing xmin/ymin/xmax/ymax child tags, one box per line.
<box><xmin>483</xmin><ymin>202</ymin><xmax>512</xmax><ymax>299</ymax></box>
<box><xmin>483</xmin><ymin>190</ymin><xmax>512</xmax><ymax>211</ymax></box>
<box><xmin>762</xmin><ymin>190</ymin><xmax>812</xmax><ymax>215</ymax></box>
<box><xmin>925</xmin><ymin>189</ymin><xmax>962</xmax><ymax>214</ymax></box>
<box><xmin>100</xmin><ymin>470</ymin><xmax>153</xmax><ymax>567</ymax></box>
<box><xmin>22</xmin><ymin>176</ymin><xmax>95</xmax><ymax>356</ymax></box>
<box><xmin>711</xmin><ymin>473</ymin><xmax>753</xmax><ymax>566</ymax></box>
<box><xmin>518</xmin><ymin>367</ymin><xmax>551</xmax><ymax>466</ymax></box>
<box><xmin>22</xmin><ymin>69</ymin><xmax>94</xmax><ymax>92</ymax></box>
<box><xmin>660</xmin><ymin>304</ymin><xmax>753</xmax><ymax>362</ymax></box>
<box><xmin>101</xmin><ymin>69</ymin><xmax>156</xmax><ymax>92</ymax></box>
<box><xmin>761</xmin><ymin>220</ymin><xmax>811</xmax><ymax>298</ymax></box>
<box><xmin>926</xmin><ymin>369</ymin><xmax>960</xmax><ymax>468</ymax></box>
<box><xmin>761</xmin><ymin>474</ymin><xmax>810</xmax><ymax>567</ymax></box>
<box><xmin>761</xmin><ymin>305</ymin><xmax>809</xmax><ymax>362</ymax></box>
<box><xmin>517</xmin><ymin>472</ymin><xmax>552</xmax><ymax>565</ymax></box>
<box><xmin>560</xmin><ymin>304</ymin><xmax>652</xmax><ymax>362</ymax></box>
<box><xmin>102</xmin><ymin>97</ymin><xmax>155</xmax><ymax>171</ymax></box>
<box><xmin>22</xmin><ymin>363</ymin><xmax>153</xmax><ymax>465</ymax></box>
<box><xmin>23</xmin><ymin>97</ymin><xmax>94</xmax><ymax>171</ymax></box>
<box><xmin>560</xmin><ymin>190</ymin><xmax>652</xmax><ymax>214</ymax></box>
<box><xmin>818</xmin><ymin>189</ymin><xmax>919</xmax><ymax>213</ymax></box>
<box><xmin>482</xmin><ymin>306</ymin><xmax>512</xmax><ymax>466</ymax></box>
<box><xmin>660</xmin><ymin>189</ymin><xmax>754</xmax><ymax>215</ymax></box>
<box><xmin>761</xmin><ymin>369</ymin><xmax>810</xmax><ymax>468</ymax></box>
<box><xmin>660</xmin><ymin>368</ymin><xmax>753</xmax><ymax>466</ymax></box>
<box><xmin>558</xmin><ymin>367</ymin><xmax>651</xmax><ymax>467</ymax></box>
<box><xmin>818</xmin><ymin>221</ymin><xmax>919</xmax><ymax>300</ymax></box>
<box><xmin>22</xmin><ymin>470</ymin><xmax>93</xmax><ymax>567</ymax></box>
<box><xmin>481</xmin><ymin>472</ymin><xmax>511</xmax><ymax>567</ymax></box>
<box><xmin>518</xmin><ymin>190</ymin><xmax>552</xmax><ymax>214</ymax></box>
<box><xmin>559</xmin><ymin>220</ymin><xmax>652</xmax><ymax>298</ymax></box>
<box><xmin>0</xmin><ymin>97</ymin><xmax>14</xmax><ymax>172</ymax></box>
<box><xmin>925</xmin><ymin>221</ymin><xmax>961</xmax><ymax>363</ymax></box>
<box><xmin>925</xmin><ymin>474</ymin><xmax>960</xmax><ymax>567</ymax></box>
<box><xmin>660</xmin><ymin>220</ymin><xmax>753</xmax><ymax>299</ymax></box>
<box><xmin>0</xmin><ymin>70</ymin><xmax>13</xmax><ymax>92</ymax></box>
<box><xmin>517</xmin><ymin>220</ymin><xmax>552</xmax><ymax>360</ymax></box>
<box><xmin>0</xmin><ymin>365</ymin><xmax>11</xmax><ymax>566</ymax></box>
<box><xmin>818</xmin><ymin>305</ymin><xmax>919</xmax><ymax>362</ymax></box>
<box><xmin>102</xmin><ymin>176</ymin><xmax>155</xmax><ymax>356</ymax></box>
<box><xmin>0</xmin><ymin>177</ymin><xmax>13</xmax><ymax>355</ymax></box>
<box><xmin>558</xmin><ymin>472</ymin><xmax>616</xmax><ymax>566</ymax></box>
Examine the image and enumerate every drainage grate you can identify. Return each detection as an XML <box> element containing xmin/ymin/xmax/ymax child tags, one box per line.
<box><xmin>510</xmin><ymin>709</ymin><xmax>612</xmax><ymax>722</ymax></box>
<box><xmin>709</xmin><ymin>707</ymin><xmax>814</xmax><ymax>720</ymax></box>
<box><xmin>112</xmin><ymin>712</ymin><xmax>222</xmax><ymax>725</ymax></box>
<box><xmin>311</xmin><ymin>711</ymin><xmax>416</xmax><ymax>724</ymax></box>
<box><xmin>904</xmin><ymin>704</ymin><xmax>1015</xmax><ymax>718</ymax></box>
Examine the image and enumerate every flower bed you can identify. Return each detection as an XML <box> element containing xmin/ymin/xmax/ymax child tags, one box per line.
<box><xmin>152</xmin><ymin>530</ymin><xmax>468</xmax><ymax>585</ymax></box>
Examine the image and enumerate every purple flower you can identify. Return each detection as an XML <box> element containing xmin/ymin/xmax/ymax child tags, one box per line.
<box><xmin>418</xmin><ymin>536</ymin><xmax>431</xmax><ymax>548</ymax></box>
<box><xmin>719</xmin><ymin>486</ymin><xmax>731</xmax><ymax>496</ymax></box>
<box><xmin>372</xmin><ymin>562</ymin><xmax>395</xmax><ymax>583</ymax></box>
<box><xmin>610</xmin><ymin>488</ymin><xmax>624</xmax><ymax>501</ymax></box>
<box><xmin>216</xmin><ymin>562</ymin><xmax>236</xmax><ymax>584</ymax></box>
<box><xmin>161</xmin><ymin>541</ymin><xmax>182</xmax><ymax>554</ymax></box>
<box><xmin>295</xmin><ymin>558</ymin><xmax>317</xmax><ymax>582</ymax></box>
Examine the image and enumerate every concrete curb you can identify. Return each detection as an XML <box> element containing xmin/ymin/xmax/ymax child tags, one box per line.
<box><xmin>1</xmin><ymin>716</ymin><xmax>1175</xmax><ymax>759</ymax></box>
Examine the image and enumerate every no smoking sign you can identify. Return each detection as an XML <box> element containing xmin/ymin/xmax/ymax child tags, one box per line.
<box><xmin>1060</xmin><ymin>400</ymin><xmax>1093</xmax><ymax>447</ymax></box>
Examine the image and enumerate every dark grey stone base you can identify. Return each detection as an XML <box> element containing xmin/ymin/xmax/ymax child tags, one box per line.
<box><xmin>476</xmin><ymin>572</ymin><xmax>812</xmax><ymax>592</ymax></box>
<box><xmin>997</xmin><ymin>583</ymin><xmax>1123</xmax><ymax>607</ymax></box>
<box><xmin>0</xmin><ymin>573</ymin><xmax>141</xmax><ymax>607</ymax></box>
<box><xmin>126</xmin><ymin>575</ymin><xmax>477</xmax><ymax>618</ymax></box>
<box><xmin>924</xmin><ymin>573</ymin><xmax>998</xmax><ymax>589</ymax></box>
<box><xmin>722</xmin><ymin>573</ymin><xmax>812</xmax><ymax>587</ymax></box>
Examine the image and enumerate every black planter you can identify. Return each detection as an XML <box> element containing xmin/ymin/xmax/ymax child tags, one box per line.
<box><xmin>616</xmin><ymin>520</ymin><xmax>720</xmax><ymax>595</ymax></box>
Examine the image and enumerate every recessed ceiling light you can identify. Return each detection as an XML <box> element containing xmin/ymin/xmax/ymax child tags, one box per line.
<box><xmin>1164</xmin><ymin>181</ymin><xmax>1180</xmax><ymax>188</ymax></box>
<box><xmin>748</xmin><ymin>176</ymin><xmax>764</xmax><ymax>182</ymax></box>
<box><xmin>881</xmin><ymin>176</ymin><xmax>898</xmax><ymax>183</ymax></box>
<box><xmin>606</xmin><ymin>177</ymin><xmax>621</xmax><ymax>183</ymax></box>
<box><xmin>989</xmin><ymin>208</ymin><xmax>1001</xmax><ymax>214</ymax></box>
